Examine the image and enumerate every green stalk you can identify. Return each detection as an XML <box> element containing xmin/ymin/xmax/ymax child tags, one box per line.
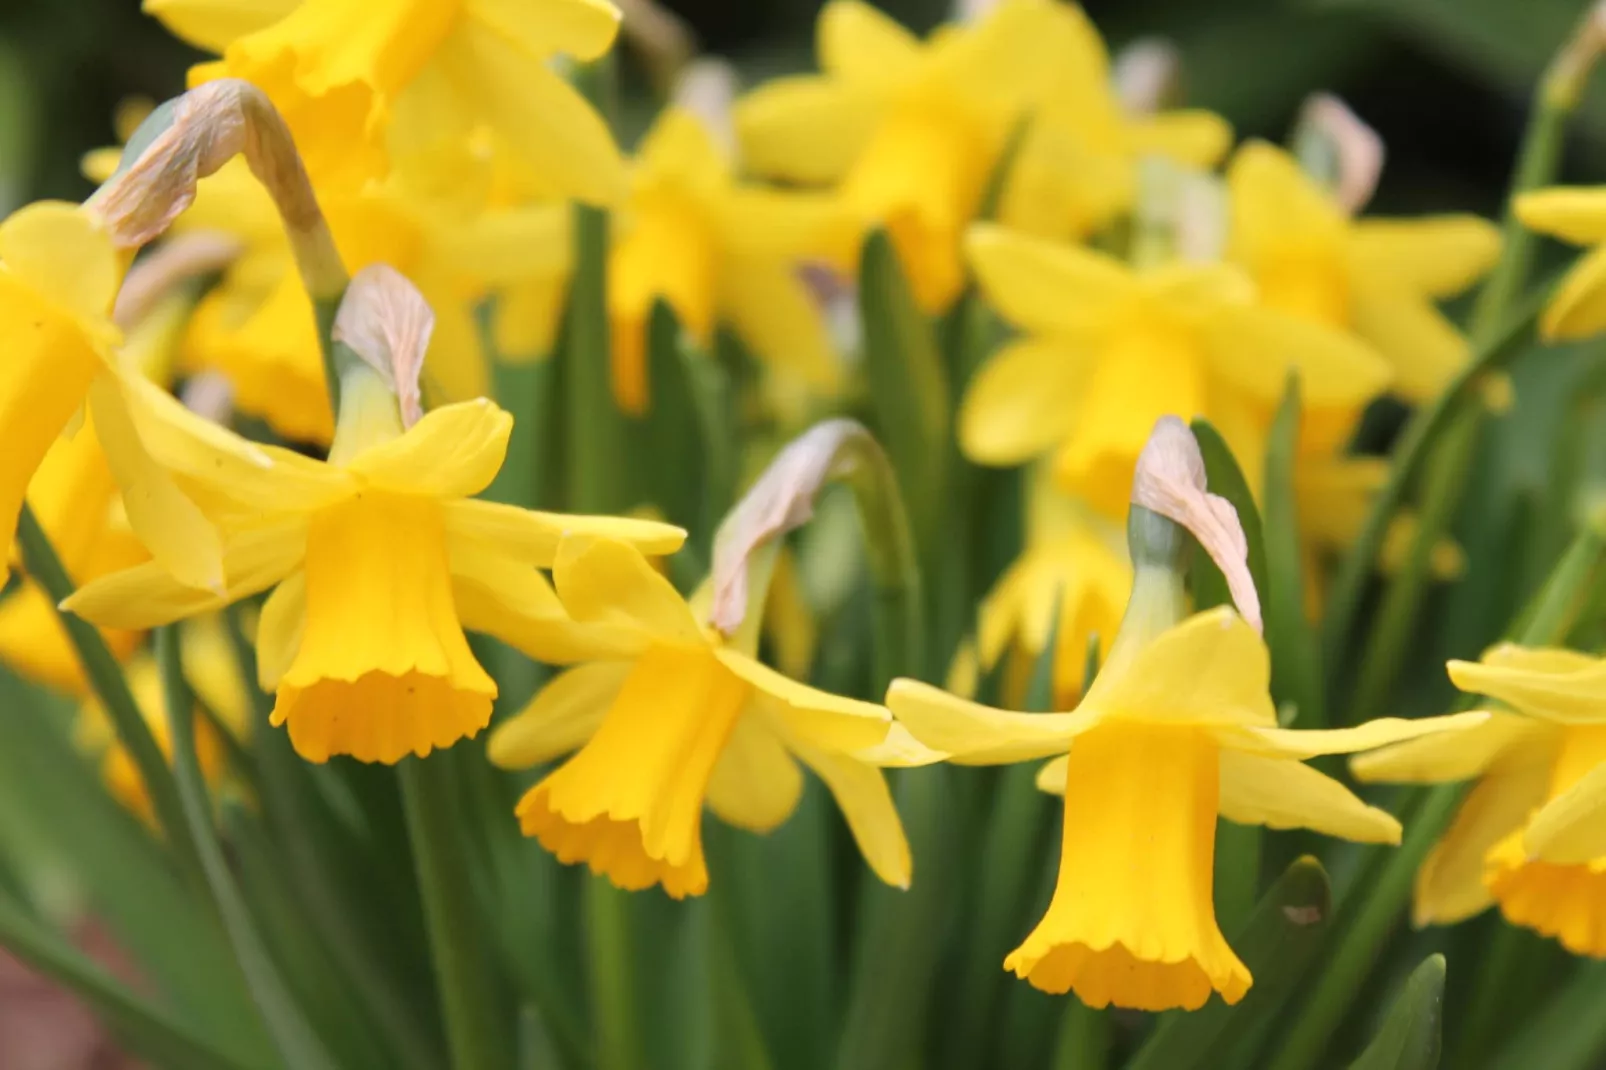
<box><xmin>1051</xmin><ymin>1002</ymin><xmax>1109</xmax><ymax>1070</ymax></box>
<box><xmin>1263</xmin><ymin>377</ymin><xmax>1324</xmax><ymax>727</ymax></box>
<box><xmin>585</xmin><ymin>879</ymin><xmax>641</xmax><ymax>1070</ymax></box>
<box><xmin>399</xmin><ymin>757</ymin><xmax>512</xmax><ymax>1070</ymax></box>
<box><xmin>15</xmin><ymin>503</ymin><xmax>199</xmax><ymax>884</ymax></box>
<box><xmin>156</xmin><ymin>627</ymin><xmax>338</xmax><ymax>1070</ymax></box>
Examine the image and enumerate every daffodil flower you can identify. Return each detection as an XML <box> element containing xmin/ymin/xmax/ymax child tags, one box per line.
<box><xmin>608</xmin><ymin>107</ymin><xmax>849</xmax><ymax>414</ymax></box>
<box><xmin>147</xmin><ymin>0</ymin><xmax>627</xmax><ymax>202</ymax></box>
<box><xmin>489</xmin><ymin>534</ymin><xmax>940</xmax><ymax>898</ymax></box>
<box><xmin>65</xmin><ymin>369</ymin><xmax>685</xmax><ymax>765</ymax></box>
<box><xmin>735</xmin><ymin>0</ymin><xmax>1052</xmax><ymax>311</ymax></box>
<box><xmin>1354</xmin><ymin>645</ymin><xmax>1606</xmax><ymax>953</ymax></box>
<box><xmin>1227</xmin><ymin>141</ymin><xmax>1500</xmax><ymax>405</ymax></box>
<box><xmin>891</xmin><ymin>591</ymin><xmax>1483</xmax><ymax>1010</ymax></box>
<box><xmin>1515</xmin><ymin>185</ymin><xmax>1606</xmax><ymax>340</ymax></box>
<box><xmin>959</xmin><ymin>221</ymin><xmax>1392</xmax><ymax>514</ymax></box>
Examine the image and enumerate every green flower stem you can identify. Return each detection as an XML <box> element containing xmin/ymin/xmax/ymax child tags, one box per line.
<box><xmin>399</xmin><ymin>757</ymin><xmax>512</xmax><ymax>1070</ymax></box>
<box><xmin>584</xmin><ymin>878</ymin><xmax>640</xmax><ymax>1070</ymax></box>
<box><xmin>836</xmin><ymin>429</ymin><xmax>924</xmax><ymax>695</ymax></box>
<box><xmin>156</xmin><ymin>627</ymin><xmax>338</xmax><ymax>1070</ymax></box>
<box><xmin>1052</xmin><ymin>1001</ymin><xmax>1109</xmax><ymax>1070</ymax></box>
<box><xmin>14</xmin><ymin>503</ymin><xmax>200</xmax><ymax>885</ymax></box>
<box><xmin>1271</xmin><ymin>519</ymin><xmax>1606</xmax><ymax>1070</ymax></box>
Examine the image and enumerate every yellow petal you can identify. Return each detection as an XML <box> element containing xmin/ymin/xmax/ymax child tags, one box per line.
<box><xmin>553</xmin><ymin>535</ymin><xmax>704</xmax><ymax>647</ymax></box>
<box><xmin>1523</xmin><ymin>760</ymin><xmax>1606</xmax><ymax>865</ymax></box>
<box><xmin>345</xmin><ymin>398</ymin><xmax>510</xmax><ymax>497</ymax></box>
<box><xmin>964</xmin><ymin>222</ymin><xmax>1135</xmax><ymax>337</ymax></box>
<box><xmin>1083</xmin><ymin>608</ymin><xmax>1277</xmax><ymax>728</ymax></box>
<box><xmin>1539</xmin><ymin>242</ymin><xmax>1606</xmax><ymax>341</ymax></box>
<box><xmin>1218</xmin><ymin>751</ymin><xmax>1400</xmax><ymax>844</ymax></box>
<box><xmin>1226</xmin><ymin>711</ymin><xmax>1491</xmax><ymax>760</ymax></box>
<box><xmin>1448</xmin><ymin>653</ymin><xmax>1606</xmax><ymax>723</ymax></box>
<box><xmin>144</xmin><ymin>0</ymin><xmax>300</xmax><ymax>53</ymax></box>
<box><xmin>427</xmin><ymin>203</ymin><xmax>570</xmax><ymax>289</ymax></box>
<box><xmin>467</xmin><ymin>0</ymin><xmax>621</xmax><ymax>62</ymax></box>
<box><xmin>495</xmin><ymin>277</ymin><xmax>568</xmax><ymax>360</ymax></box>
<box><xmin>0</xmin><ymin>201</ymin><xmax>121</xmax><ymax>326</ymax></box>
<box><xmin>716</xmin><ymin>190</ymin><xmax>852</xmax><ymax>264</ymax></box>
<box><xmin>791</xmin><ymin>741</ymin><xmax>910</xmax><ymax>888</ymax></box>
<box><xmin>884</xmin><ymin>678</ymin><xmax>1097</xmax><ymax>765</ymax></box>
<box><xmin>256</xmin><ymin>570</ymin><xmax>305</xmax><ymax>691</ymax></box>
<box><xmin>444</xmin><ymin>498</ymin><xmax>685</xmax><ymax>568</ymax></box>
<box><xmin>1414</xmin><ymin>756</ymin><xmax>1552</xmax><ymax>926</ymax></box>
<box><xmin>705</xmin><ymin>712</ymin><xmax>805</xmax><ymax>833</ymax></box>
<box><xmin>1349</xmin><ymin>711</ymin><xmax>1544</xmax><ymax>784</ymax></box>
<box><xmin>718</xmin><ymin>260</ymin><xmax>842</xmax><ymax>394</ymax></box>
<box><xmin>717</xmin><ymin>648</ymin><xmax>894</xmax><ymax>754</ymax></box>
<box><xmin>958</xmin><ymin>338</ymin><xmax>1091</xmax><ymax>466</ymax></box>
<box><xmin>1482</xmin><ymin>644</ymin><xmax>1604</xmax><ymax>674</ymax></box>
<box><xmin>437</xmin><ymin>21</ymin><xmax>625</xmax><ymax>206</ymax></box>
<box><xmin>1226</xmin><ymin>140</ymin><xmax>1348</xmax><ymax>269</ymax></box>
<box><xmin>426</xmin><ymin>297</ymin><xmax>493</xmax><ymax>404</ymax></box>
<box><xmin>636</xmin><ymin>107</ymin><xmax>728</xmax><ymax>192</ymax></box>
<box><xmin>63</xmin><ymin>518</ymin><xmax>307</xmax><ymax>630</ymax></box>
<box><xmin>1514</xmin><ymin>186</ymin><xmax>1606</xmax><ymax>246</ymax></box>
<box><xmin>1201</xmin><ymin>305</ymin><xmax>1392</xmax><ymax>408</ymax></box>
<box><xmin>1350</xmin><ymin>294</ymin><xmax>1469</xmax><ymax>404</ymax></box>
<box><xmin>818</xmin><ymin>0</ymin><xmax>922</xmax><ymax>88</ymax></box>
<box><xmin>735</xmin><ymin>77</ymin><xmax>879</xmax><ymax>186</ymax></box>
<box><xmin>1126</xmin><ymin>111</ymin><xmax>1232</xmax><ymax>168</ymax></box>
<box><xmin>1348</xmin><ymin>216</ymin><xmax>1501</xmax><ymax>298</ymax></box>
<box><xmin>487</xmin><ymin>661</ymin><xmax>631</xmax><ymax>768</ymax></box>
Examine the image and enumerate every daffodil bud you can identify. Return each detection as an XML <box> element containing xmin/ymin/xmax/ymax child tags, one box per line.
<box><xmin>111</xmin><ymin>230</ymin><xmax>240</xmax><ymax>329</ymax></box>
<box><xmin>1113</xmin><ymin>38</ymin><xmax>1182</xmax><ymax>115</ymax></box>
<box><xmin>1546</xmin><ymin>0</ymin><xmax>1606</xmax><ymax>107</ymax></box>
<box><xmin>1290</xmin><ymin>93</ymin><xmax>1383</xmax><ymax>214</ymax></box>
<box><xmin>324</xmin><ymin>266</ymin><xmax>434</xmax><ymax>466</ymax></box>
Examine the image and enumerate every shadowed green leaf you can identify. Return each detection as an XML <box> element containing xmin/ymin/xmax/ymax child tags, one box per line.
<box><xmin>1348</xmin><ymin>955</ymin><xmax>1446</xmax><ymax>1070</ymax></box>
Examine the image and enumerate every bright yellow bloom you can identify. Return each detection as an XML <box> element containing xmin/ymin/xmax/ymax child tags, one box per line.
<box><xmin>996</xmin><ymin>0</ymin><xmax>1231</xmax><ymax>242</ymax></box>
<box><xmin>489</xmin><ymin>535</ymin><xmax>938</xmax><ymax>898</ymax></box>
<box><xmin>66</xmin><ymin>371</ymin><xmax>685</xmax><ymax>764</ymax></box>
<box><xmin>1353</xmin><ymin>645</ymin><xmax>1606</xmax><ymax>952</ymax></box>
<box><xmin>1228</xmin><ymin>141</ymin><xmax>1500</xmax><ymax>405</ymax></box>
<box><xmin>735</xmin><ymin>0</ymin><xmax>1051</xmax><ymax>311</ymax></box>
<box><xmin>607</xmin><ymin>107</ymin><xmax>849</xmax><ymax>414</ymax></box>
<box><xmin>147</xmin><ymin>0</ymin><xmax>626</xmax><ymax>202</ymax></box>
<box><xmin>1514</xmin><ymin>186</ymin><xmax>1606</xmax><ymax>340</ymax></box>
<box><xmin>959</xmin><ymin>221</ymin><xmax>1391</xmax><ymax>515</ymax></box>
<box><xmin>892</xmin><ymin>571</ymin><xmax>1480</xmax><ymax>1010</ymax></box>
<box><xmin>76</xmin><ymin>617</ymin><xmax>253</xmax><ymax>824</ymax></box>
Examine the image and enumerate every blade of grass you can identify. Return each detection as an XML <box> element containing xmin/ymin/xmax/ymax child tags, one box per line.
<box><xmin>1263</xmin><ymin>375</ymin><xmax>1324</xmax><ymax>727</ymax></box>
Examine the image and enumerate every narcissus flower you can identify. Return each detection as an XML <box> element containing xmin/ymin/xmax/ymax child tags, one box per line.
<box><xmin>66</xmin><ymin>364</ymin><xmax>685</xmax><ymax>764</ymax></box>
<box><xmin>1515</xmin><ymin>186</ymin><xmax>1606</xmax><ymax>340</ymax></box>
<box><xmin>1227</xmin><ymin>141</ymin><xmax>1500</xmax><ymax>404</ymax></box>
<box><xmin>607</xmin><ymin>107</ymin><xmax>849</xmax><ymax>414</ymax></box>
<box><xmin>959</xmin><ymin>221</ymin><xmax>1391</xmax><ymax>514</ymax></box>
<box><xmin>147</xmin><ymin>0</ymin><xmax>627</xmax><ymax>202</ymax></box>
<box><xmin>489</xmin><ymin>535</ymin><xmax>938</xmax><ymax>898</ymax></box>
<box><xmin>735</xmin><ymin>0</ymin><xmax>1051</xmax><ymax>311</ymax></box>
<box><xmin>1353</xmin><ymin>645</ymin><xmax>1606</xmax><ymax>953</ymax></box>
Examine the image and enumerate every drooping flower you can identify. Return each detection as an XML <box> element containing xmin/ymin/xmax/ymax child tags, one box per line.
<box><xmin>146</xmin><ymin>0</ymin><xmax>627</xmax><ymax>202</ymax></box>
<box><xmin>607</xmin><ymin>106</ymin><xmax>849</xmax><ymax>414</ymax></box>
<box><xmin>1353</xmin><ymin>645</ymin><xmax>1606</xmax><ymax>952</ymax></box>
<box><xmin>1227</xmin><ymin>140</ymin><xmax>1500</xmax><ymax>405</ymax></box>
<box><xmin>66</xmin><ymin>347</ymin><xmax>685</xmax><ymax>764</ymax></box>
<box><xmin>958</xmin><ymin>221</ymin><xmax>1391</xmax><ymax>515</ymax></box>
<box><xmin>734</xmin><ymin>0</ymin><xmax>1054</xmax><ymax>311</ymax></box>
<box><xmin>1514</xmin><ymin>186</ymin><xmax>1606</xmax><ymax>340</ymax></box>
<box><xmin>489</xmin><ymin>534</ymin><xmax>938</xmax><ymax>898</ymax></box>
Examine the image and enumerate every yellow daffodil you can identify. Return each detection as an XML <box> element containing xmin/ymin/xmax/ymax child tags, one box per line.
<box><xmin>147</xmin><ymin>0</ymin><xmax>626</xmax><ymax>202</ymax></box>
<box><xmin>1514</xmin><ymin>186</ymin><xmax>1606</xmax><ymax>340</ymax></box>
<box><xmin>1227</xmin><ymin>141</ymin><xmax>1500</xmax><ymax>404</ymax></box>
<box><xmin>489</xmin><ymin>534</ymin><xmax>939</xmax><ymax>898</ymax></box>
<box><xmin>735</xmin><ymin>0</ymin><xmax>1052</xmax><ymax>311</ymax></box>
<box><xmin>607</xmin><ymin>106</ymin><xmax>848</xmax><ymax>414</ymax></box>
<box><xmin>891</xmin><ymin>580</ymin><xmax>1481</xmax><ymax>1010</ymax></box>
<box><xmin>1353</xmin><ymin>645</ymin><xmax>1606</xmax><ymax>953</ymax></box>
<box><xmin>66</xmin><ymin>365</ymin><xmax>685</xmax><ymax>765</ymax></box>
<box><xmin>959</xmin><ymin>221</ymin><xmax>1391</xmax><ymax>515</ymax></box>
<box><xmin>996</xmin><ymin>0</ymin><xmax>1231</xmax><ymax>243</ymax></box>
<box><xmin>76</xmin><ymin>617</ymin><xmax>252</xmax><ymax>825</ymax></box>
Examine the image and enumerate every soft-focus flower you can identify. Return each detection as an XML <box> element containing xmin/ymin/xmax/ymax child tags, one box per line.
<box><xmin>66</xmin><ymin>365</ymin><xmax>685</xmax><ymax>764</ymax></box>
<box><xmin>892</xmin><ymin>586</ymin><xmax>1479</xmax><ymax>1010</ymax></box>
<box><xmin>1352</xmin><ymin>645</ymin><xmax>1606</xmax><ymax>952</ymax></box>
<box><xmin>959</xmin><ymin>221</ymin><xmax>1391</xmax><ymax>515</ymax></box>
<box><xmin>489</xmin><ymin>534</ymin><xmax>939</xmax><ymax>898</ymax></box>
<box><xmin>1228</xmin><ymin>141</ymin><xmax>1500</xmax><ymax>405</ymax></box>
<box><xmin>997</xmin><ymin>0</ymin><xmax>1231</xmax><ymax>243</ymax></box>
<box><xmin>147</xmin><ymin>0</ymin><xmax>627</xmax><ymax>202</ymax></box>
<box><xmin>735</xmin><ymin>0</ymin><xmax>1052</xmax><ymax>311</ymax></box>
<box><xmin>1515</xmin><ymin>186</ymin><xmax>1606</xmax><ymax>340</ymax></box>
<box><xmin>607</xmin><ymin>107</ymin><xmax>848</xmax><ymax>414</ymax></box>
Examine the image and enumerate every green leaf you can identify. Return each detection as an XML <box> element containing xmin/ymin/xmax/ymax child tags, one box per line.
<box><xmin>1263</xmin><ymin>375</ymin><xmax>1325</xmax><ymax>727</ymax></box>
<box><xmin>1347</xmin><ymin>955</ymin><xmax>1446</xmax><ymax>1070</ymax></box>
<box><xmin>1126</xmin><ymin>857</ymin><xmax>1332</xmax><ymax>1070</ymax></box>
<box><xmin>1051</xmin><ymin>1000</ymin><xmax>1109</xmax><ymax>1070</ymax></box>
<box><xmin>1488</xmin><ymin>961</ymin><xmax>1606</xmax><ymax>1070</ymax></box>
<box><xmin>1188</xmin><ymin>419</ymin><xmax>1271</xmax><ymax>612</ymax></box>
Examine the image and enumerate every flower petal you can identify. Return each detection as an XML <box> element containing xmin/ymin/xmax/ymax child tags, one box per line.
<box><xmin>965</xmin><ymin>222</ymin><xmax>1135</xmax><ymax>337</ymax></box>
<box><xmin>553</xmin><ymin>535</ymin><xmax>704</xmax><ymax>647</ymax></box>
<box><xmin>1350</xmin><ymin>293</ymin><xmax>1469</xmax><ymax>404</ymax></box>
<box><xmin>467</xmin><ymin>0</ymin><xmax>621</xmax><ymax>61</ymax></box>
<box><xmin>1083</xmin><ymin>607</ymin><xmax>1277</xmax><ymax>728</ymax></box>
<box><xmin>959</xmin><ymin>338</ymin><xmax>1090</xmax><ymax>466</ymax></box>
<box><xmin>1218</xmin><ymin>750</ymin><xmax>1400</xmax><ymax>844</ymax></box>
<box><xmin>735</xmin><ymin>77</ymin><xmax>879</xmax><ymax>186</ymax></box>
<box><xmin>1226</xmin><ymin>140</ymin><xmax>1348</xmax><ymax>269</ymax></box>
<box><xmin>885</xmin><ymin>678</ymin><xmax>1096</xmax><ymax>765</ymax></box>
<box><xmin>792</xmin><ymin>741</ymin><xmax>911</xmax><ymax>888</ymax></box>
<box><xmin>1200</xmin><ymin>305</ymin><xmax>1392</xmax><ymax>409</ymax></box>
<box><xmin>487</xmin><ymin>661</ymin><xmax>631</xmax><ymax>769</ymax></box>
<box><xmin>1515</xmin><ymin>186</ymin><xmax>1606</xmax><ymax>246</ymax></box>
<box><xmin>1348</xmin><ymin>215</ymin><xmax>1501</xmax><ymax>298</ymax></box>
<box><xmin>1227</xmin><ymin>711</ymin><xmax>1491</xmax><ymax>760</ymax></box>
<box><xmin>256</xmin><ymin>569</ymin><xmax>305</xmax><ymax>691</ymax></box>
<box><xmin>443</xmin><ymin>498</ymin><xmax>685</xmax><ymax>568</ymax></box>
<box><xmin>705</xmin><ymin>711</ymin><xmax>805</xmax><ymax>833</ymax></box>
<box><xmin>346</xmin><ymin>398</ymin><xmax>511</xmax><ymax>497</ymax></box>
<box><xmin>1538</xmin><ymin>242</ymin><xmax>1606</xmax><ymax>341</ymax></box>
<box><xmin>144</xmin><ymin>0</ymin><xmax>299</xmax><ymax>53</ymax></box>
<box><xmin>717</xmin><ymin>648</ymin><xmax>893</xmax><ymax>754</ymax></box>
<box><xmin>1523</xmin><ymin>760</ymin><xmax>1606</xmax><ymax>865</ymax></box>
<box><xmin>818</xmin><ymin>0</ymin><xmax>922</xmax><ymax>88</ymax></box>
<box><xmin>1349</xmin><ymin>711</ymin><xmax>1543</xmax><ymax>784</ymax></box>
<box><xmin>718</xmin><ymin>260</ymin><xmax>843</xmax><ymax>393</ymax></box>
<box><xmin>0</xmin><ymin>201</ymin><xmax>121</xmax><ymax>325</ymax></box>
<box><xmin>1127</xmin><ymin>111</ymin><xmax>1232</xmax><ymax>168</ymax></box>
<box><xmin>1448</xmin><ymin>652</ymin><xmax>1606</xmax><ymax>723</ymax></box>
<box><xmin>1415</xmin><ymin>756</ymin><xmax>1552</xmax><ymax>926</ymax></box>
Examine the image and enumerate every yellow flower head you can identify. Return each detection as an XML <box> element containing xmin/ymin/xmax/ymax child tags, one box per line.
<box><xmin>1354</xmin><ymin>645</ymin><xmax>1606</xmax><ymax>954</ymax></box>
<box><xmin>66</xmin><ymin>364</ymin><xmax>685</xmax><ymax>765</ymax></box>
<box><xmin>489</xmin><ymin>535</ymin><xmax>938</xmax><ymax>898</ymax></box>
<box><xmin>1227</xmin><ymin>140</ymin><xmax>1500</xmax><ymax>404</ymax></box>
<box><xmin>890</xmin><ymin>502</ymin><xmax>1481</xmax><ymax>1011</ymax></box>
<box><xmin>735</xmin><ymin>0</ymin><xmax>1052</xmax><ymax>311</ymax></box>
<box><xmin>1514</xmin><ymin>186</ymin><xmax>1606</xmax><ymax>340</ymax></box>
<box><xmin>959</xmin><ymin>221</ymin><xmax>1392</xmax><ymax>515</ymax></box>
<box><xmin>607</xmin><ymin>107</ymin><xmax>849</xmax><ymax>415</ymax></box>
<box><xmin>148</xmin><ymin>0</ymin><xmax>627</xmax><ymax>202</ymax></box>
